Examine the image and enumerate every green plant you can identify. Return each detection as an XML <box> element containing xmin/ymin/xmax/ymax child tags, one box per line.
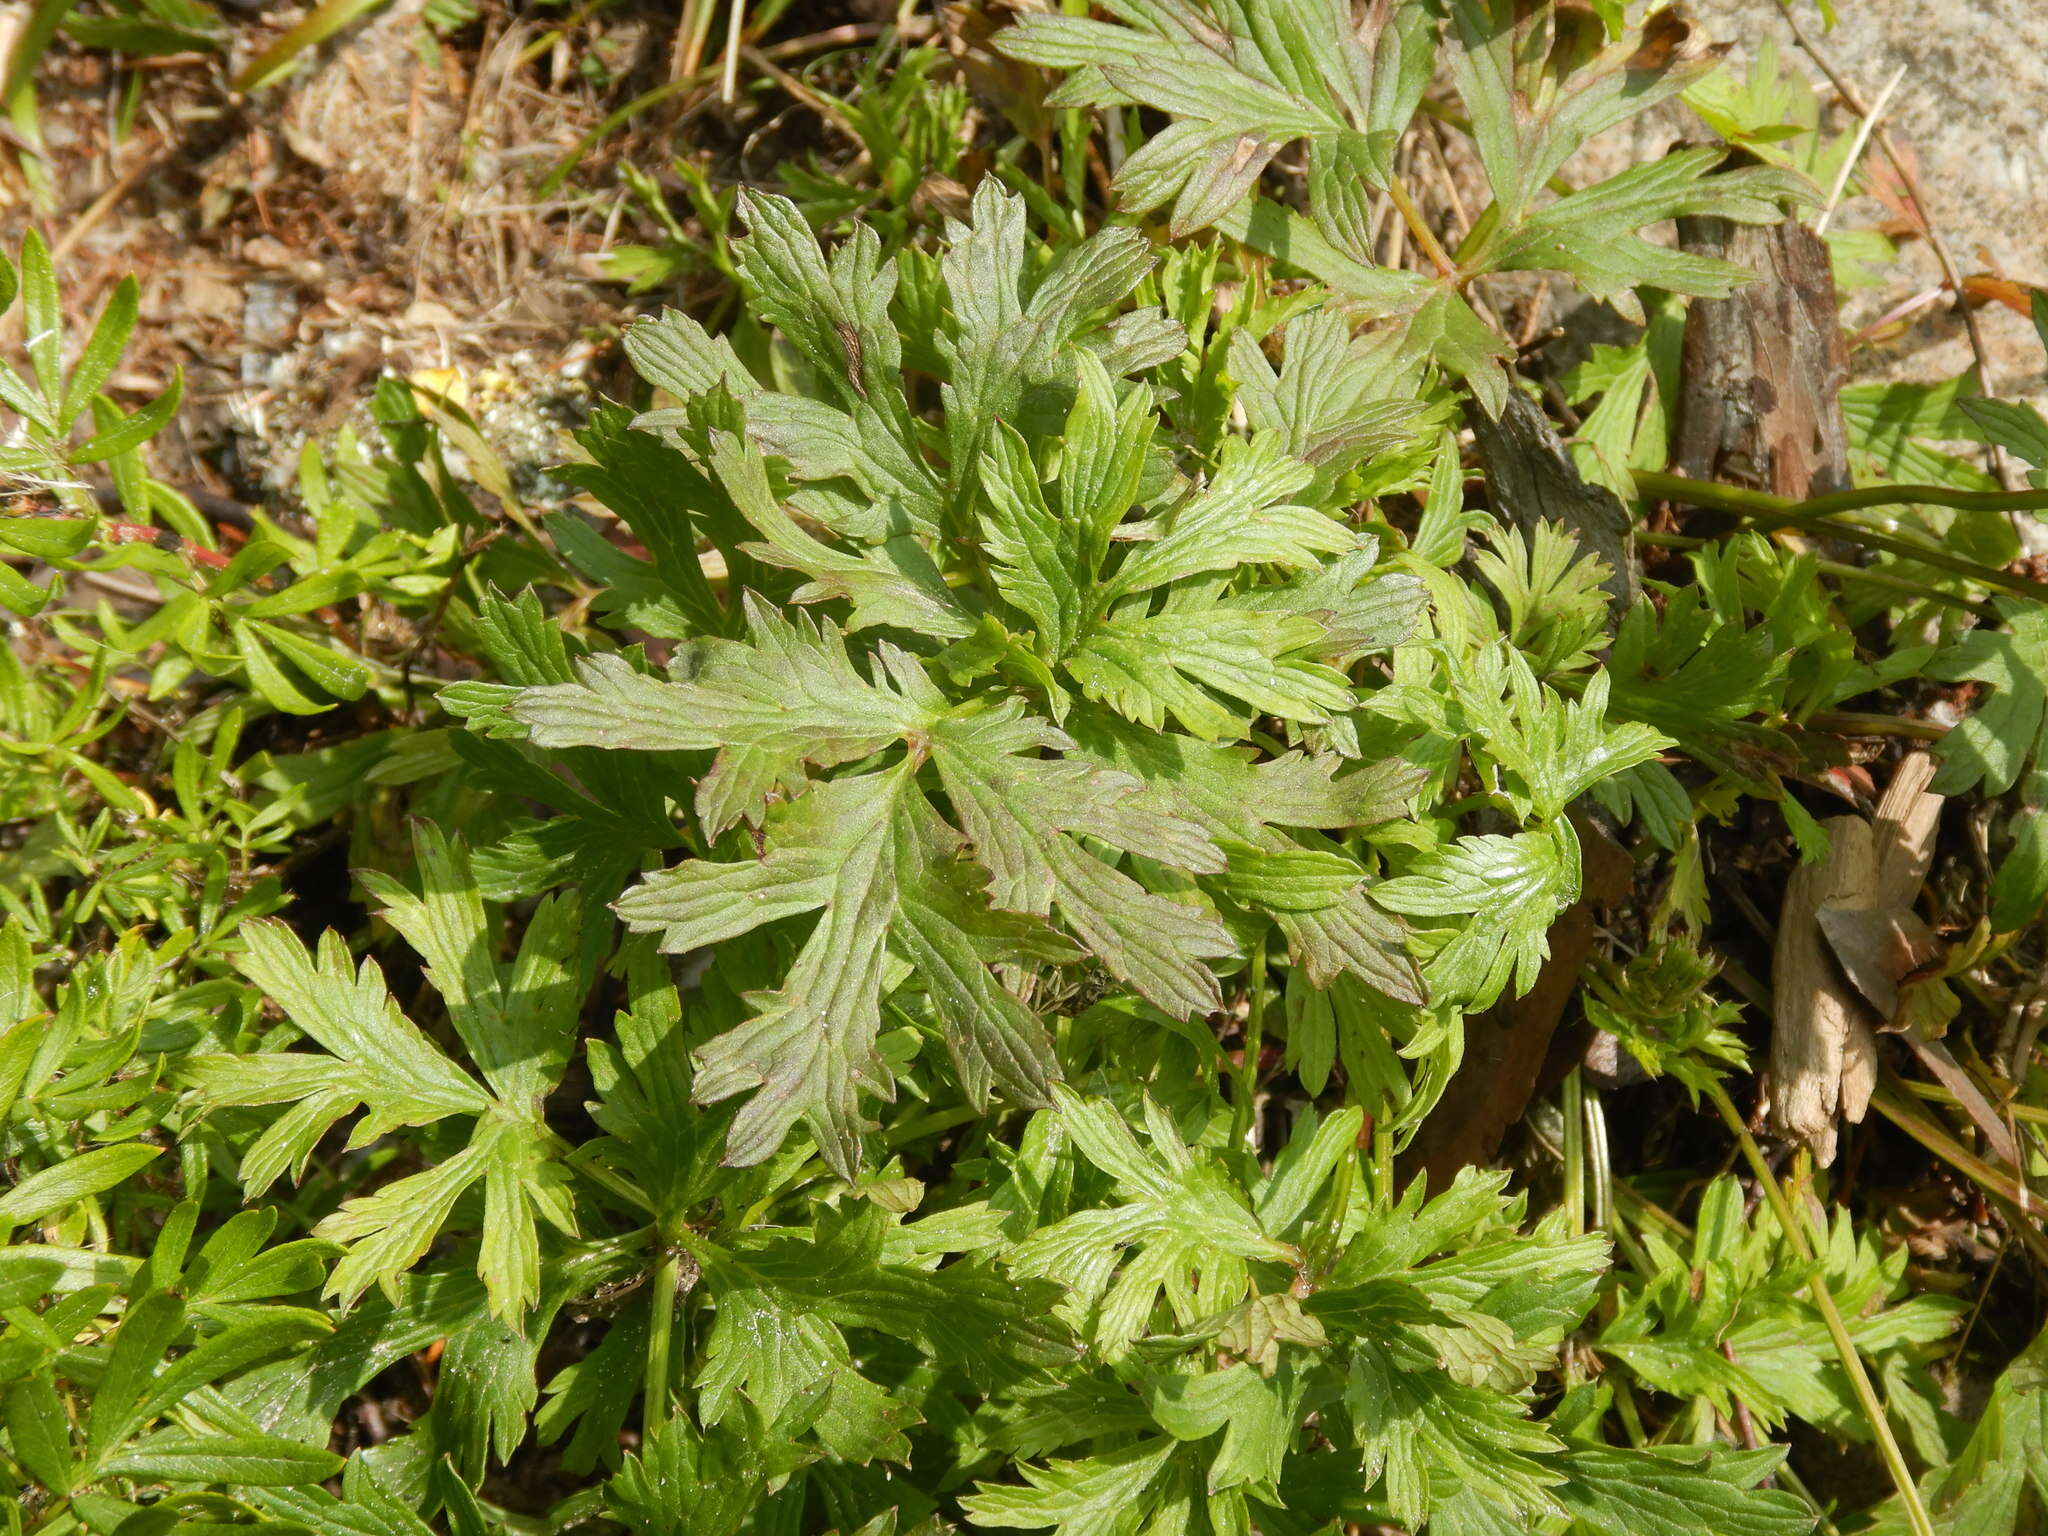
<box><xmin>282</xmin><ymin>181</ymin><xmax>1792</xmax><ymax>1532</ymax></box>
<box><xmin>0</xmin><ymin>237</ymin><xmax>490</xmax><ymax>720</ymax></box>
<box><xmin>10</xmin><ymin>3</ymin><xmax>2048</xmax><ymax>1534</ymax></box>
<box><xmin>1000</xmin><ymin>0</ymin><xmax>1809</xmax><ymax>412</ymax></box>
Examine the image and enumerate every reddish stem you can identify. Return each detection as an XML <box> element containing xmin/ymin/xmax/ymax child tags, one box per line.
<box><xmin>102</xmin><ymin>519</ymin><xmax>233</xmax><ymax>569</ymax></box>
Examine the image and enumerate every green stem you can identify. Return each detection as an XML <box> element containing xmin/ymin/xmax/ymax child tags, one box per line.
<box><xmin>1611</xmin><ymin>1373</ymin><xmax>1650</xmax><ymax>1448</ymax></box>
<box><xmin>553</xmin><ymin>1135</ymin><xmax>654</xmax><ymax>1214</ymax></box>
<box><xmin>1643</xmin><ymin>526</ymin><xmax>1996</xmax><ymax>616</ymax></box>
<box><xmin>1307</xmin><ymin>1138</ymin><xmax>1356</xmax><ymax>1282</ymax></box>
<box><xmin>1806</xmin><ymin>711</ymin><xmax>1950</xmax><ymax>742</ymax></box>
<box><xmin>1810</xmin><ymin>560</ymin><xmax>1999</xmax><ymax>618</ymax></box>
<box><xmin>1372</xmin><ymin>1127</ymin><xmax>1395</xmax><ymax>1209</ymax></box>
<box><xmin>1613</xmin><ymin>1177</ymin><xmax>1693</xmax><ymax>1241</ymax></box>
<box><xmin>1583</xmin><ymin>1082</ymin><xmax>1614</xmax><ymax>1234</ymax></box>
<box><xmin>1637</xmin><ymin>469</ymin><xmax>2048</xmax><ymax>523</ymax></box>
<box><xmin>1605</xmin><ymin>1188</ymin><xmax>1659</xmax><ymax>1280</ymax></box>
<box><xmin>719</xmin><ymin>0</ymin><xmax>748</xmax><ymax>103</ymax></box>
<box><xmin>1561</xmin><ymin>1069</ymin><xmax>1586</xmax><ymax>1236</ymax></box>
<box><xmin>1233</xmin><ymin>935</ymin><xmax>1269</xmax><ymax>1151</ymax></box>
<box><xmin>1385</xmin><ymin>175</ymin><xmax>1458</xmax><ymax>278</ymax></box>
<box><xmin>1704</xmin><ymin>1082</ymin><xmax>1936</xmax><ymax>1536</ymax></box>
<box><xmin>644</xmin><ymin>1249</ymin><xmax>679</xmax><ymax>1431</ymax></box>
<box><xmin>1906</xmin><ymin>1077</ymin><xmax>2048</xmax><ymax>1126</ymax></box>
<box><xmin>1634</xmin><ymin>470</ymin><xmax>2048</xmax><ymax>603</ymax></box>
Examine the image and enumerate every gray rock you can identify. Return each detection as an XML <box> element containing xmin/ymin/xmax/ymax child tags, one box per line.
<box><xmin>1688</xmin><ymin>0</ymin><xmax>2048</xmax><ymax>405</ymax></box>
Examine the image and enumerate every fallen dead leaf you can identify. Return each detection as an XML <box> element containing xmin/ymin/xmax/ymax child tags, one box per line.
<box><xmin>1961</xmin><ymin>273</ymin><xmax>2047</xmax><ymax>317</ymax></box>
<box><xmin>1817</xmin><ymin>906</ymin><xmax>1942</xmax><ymax>1022</ymax></box>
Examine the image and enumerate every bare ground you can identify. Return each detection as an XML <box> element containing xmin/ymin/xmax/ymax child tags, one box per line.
<box><xmin>4</xmin><ymin>0</ymin><xmax>2042</xmax><ymax>510</ymax></box>
<box><xmin>0</xmin><ymin>0</ymin><xmax>890</xmax><ymax>506</ymax></box>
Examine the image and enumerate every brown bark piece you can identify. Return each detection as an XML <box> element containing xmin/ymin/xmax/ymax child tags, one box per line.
<box><xmin>1672</xmin><ymin>207</ymin><xmax>1851</xmax><ymax>507</ymax></box>
<box><xmin>1770</xmin><ymin>814</ymin><xmax>1881</xmax><ymax>1165</ymax></box>
<box><xmin>1467</xmin><ymin>387</ymin><xmax>1639</xmax><ymax>605</ymax></box>
<box><xmin>1404</xmin><ymin>815</ymin><xmax>1633</xmax><ymax>1190</ymax></box>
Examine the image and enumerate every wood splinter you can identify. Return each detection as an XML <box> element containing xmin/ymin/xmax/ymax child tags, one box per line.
<box><xmin>1768</xmin><ymin>753</ymin><xmax>1944</xmax><ymax>1164</ymax></box>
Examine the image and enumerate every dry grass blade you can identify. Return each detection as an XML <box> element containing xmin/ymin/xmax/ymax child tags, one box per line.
<box><xmin>1814</xmin><ymin>62</ymin><xmax>1905</xmax><ymax>236</ymax></box>
<box><xmin>1899</xmin><ymin>1035</ymin><xmax>2019</xmax><ymax>1169</ymax></box>
<box><xmin>1870</xmin><ymin>1077</ymin><xmax>2048</xmax><ymax>1264</ymax></box>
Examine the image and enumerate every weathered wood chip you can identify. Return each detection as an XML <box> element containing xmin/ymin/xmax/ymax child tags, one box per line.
<box><xmin>1770</xmin><ymin>814</ymin><xmax>1880</xmax><ymax>1164</ymax></box>
<box><xmin>1817</xmin><ymin>750</ymin><xmax>1946</xmax><ymax>1029</ymax></box>
<box><xmin>1868</xmin><ymin>749</ymin><xmax>1943</xmax><ymax>910</ymax></box>
<box><xmin>1772</xmin><ymin>754</ymin><xmax>1948</xmax><ymax>1163</ymax></box>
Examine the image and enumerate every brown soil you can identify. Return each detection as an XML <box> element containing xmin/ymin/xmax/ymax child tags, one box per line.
<box><xmin>0</xmin><ymin>0</ymin><xmax>888</xmax><ymax>508</ymax></box>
